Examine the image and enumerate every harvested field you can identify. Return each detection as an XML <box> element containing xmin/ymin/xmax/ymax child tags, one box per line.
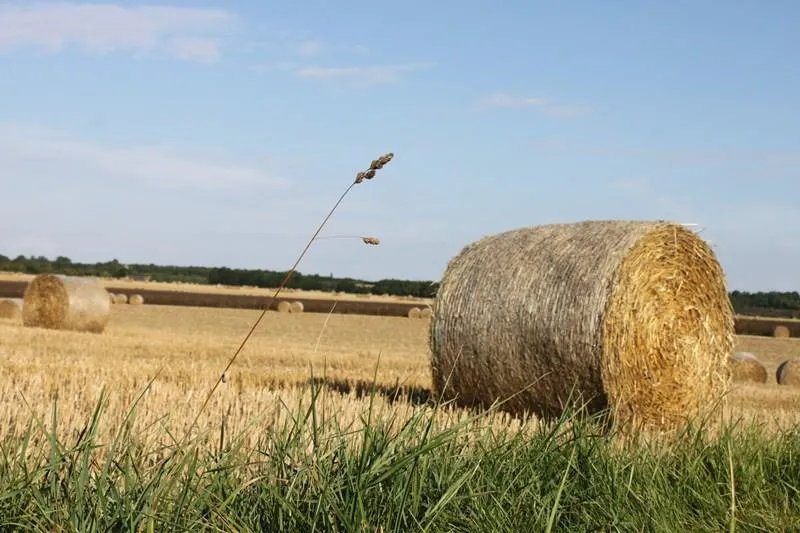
<box><xmin>1</xmin><ymin>303</ymin><xmax>799</xmax><ymax>449</ymax></box>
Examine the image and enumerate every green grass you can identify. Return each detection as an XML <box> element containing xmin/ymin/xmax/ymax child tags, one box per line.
<box><xmin>1</xmin><ymin>384</ymin><xmax>799</xmax><ymax>532</ymax></box>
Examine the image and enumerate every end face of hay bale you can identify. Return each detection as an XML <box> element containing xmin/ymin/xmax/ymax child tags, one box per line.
<box><xmin>773</xmin><ymin>325</ymin><xmax>791</xmax><ymax>338</ymax></box>
<box><xmin>419</xmin><ymin>307</ymin><xmax>432</xmax><ymax>319</ymax></box>
<box><xmin>290</xmin><ymin>301</ymin><xmax>304</xmax><ymax>313</ymax></box>
<box><xmin>730</xmin><ymin>352</ymin><xmax>768</xmax><ymax>384</ymax></box>
<box><xmin>129</xmin><ymin>294</ymin><xmax>145</xmax><ymax>305</ymax></box>
<box><xmin>114</xmin><ymin>293</ymin><xmax>128</xmax><ymax>304</ymax></box>
<box><xmin>277</xmin><ymin>301</ymin><xmax>292</xmax><ymax>313</ymax></box>
<box><xmin>23</xmin><ymin>274</ymin><xmax>111</xmax><ymax>333</ymax></box>
<box><xmin>0</xmin><ymin>298</ymin><xmax>23</xmax><ymax>320</ymax></box>
<box><xmin>430</xmin><ymin>220</ymin><xmax>734</xmax><ymax>434</ymax></box>
<box><xmin>776</xmin><ymin>359</ymin><xmax>800</xmax><ymax>386</ymax></box>
<box><xmin>408</xmin><ymin>307</ymin><xmax>422</xmax><ymax>319</ymax></box>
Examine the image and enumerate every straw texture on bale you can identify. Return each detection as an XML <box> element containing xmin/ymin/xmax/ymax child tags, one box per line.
<box><xmin>114</xmin><ymin>293</ymin><xmax>128</xmax><ymax>304</ymax></box>
<box><xmin>277</xmin><ymin>301</ymin><xmax>292</xmax><ymax>313</ymax></box>
<box><xmin>776</xmin><ymin>359</ymin><xmax>800</xmax><ymax>387</ymax></box>
<box><xmin>730</xmin><ymin>352</ymin><xmax>767</xmax><ymax>384</ymax></box>
<box><xmin>129</xmin><ymin>294</ymin><xmax>144</xmax><ymax>305</ymax></box>
<box><xmin>408</xmin><ymin>307</ymin><xmax>422</xmax><ymax>319</ymax></box>
<box><xmin>22</xmin><ymin>274</ymin><xmax>111</xmax><ymax>333</ymax></box>
<box><xmin>430</xmin><ymin>220</ymin><xmax>735</xmax><ymax>433</ymax></box>
<box><xmin>0</xmin><ymin>298</ymin><xmax>22</xmax><ymax>319</ymax></box>
<box><xmin>773</xmin><ymin>325</ymin><xmax>791</xmax><ymax>338</ymax></box>
<box><xmin>290</xmin><ymin>301</ymin><xmax>304</xmax><ymax>313</ymax></box>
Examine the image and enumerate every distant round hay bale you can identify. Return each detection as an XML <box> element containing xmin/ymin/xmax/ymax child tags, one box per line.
<box><xmin>730</xmin><ymin>352</ymin><xmax>767</xmax><ymax>383</ymax></box>
<box><xmin>776</xmin><ymin>359</ymin><xmax>800</xmax><ymax>386</ymax></box>
<box><xmin>408</xmin><ymin>307</ymin><xmax>422</xmax><ymax>319</ymax></box>
<box><xmin>114</xmin><ymin>293</ymin><xmax>128</xmax><ymax>304</ymax></box>
<box><xmin>430</xmin><ymin>220</ymin><xmax>734</xmax><ymax>433</ymax></box>
<box><xmin>22</xmin><ymin>274</ymin><xmax>111</xmax><ymax>333</ymax></box>
<box><xmin>773</xmin><ymin>325</ymin><xmax>791</xmax><ymax>338</ymax></box>
<box><xmin>419</xmin><ymin>307</ymin><xmax>432</xmax><ymax>319</ymax></box>
<box><xmin>0</xmin><ymin>298</ymin><xmax>23</xmax><ymax>320</ymax></box>
<box><xmin>129</xmin><ymin>294</ymin><xmax>144</xmax><ymax>305</ymax></box>
<box><xmin>290</xmin><ymin>301</ymin><xmax>304</xmax><ymax>313</ymax></box>
<box><xmin>277</xmin><ymin>301</ymin><xmax>292</xmax><ymax>313</ymax></box>
<box><xmin>108</xmin><ymin>292</ymin><xmax>115</xmax><ymax>304</ymax></box>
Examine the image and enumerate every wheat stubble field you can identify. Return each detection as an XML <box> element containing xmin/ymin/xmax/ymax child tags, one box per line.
<box><xmin>3</xmin><ymin>301</ymin><xmax>800</xmax><ymax>530</ymax></box>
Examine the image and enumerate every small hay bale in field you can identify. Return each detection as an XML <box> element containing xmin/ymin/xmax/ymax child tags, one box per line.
<box><xmin>408</xmin><ymin>307</ymin><xmax>422</xmax><ymax>319</ymax></box>
<box><xmin>430</xmin><ymin>220</ymin><xmax>734</xmax><ymax>434</ymax></box>
<box><xmin>420</xmin><ymin>307</ymin><xmax>432</xmax><ymax>319</ymax></box>
<box><xmin>277</xmin><ymin>301</ymin><xmax>292</xmax><ymax>313</ymax></box>
<box><xmin>290</xmin><ymin>301</ymin><xmax>304</xmax><ymax>313</ymax></box>
<box><xmin>730</xmin><ymin>352</ymin><xmax>767</xmax><ymax>384</ymax></box>
<box><xmin>114</xmin><ymin>293</ymin><xmax>128</xmax><ymax>304</ymax></box>
<box><xmin>108</xmin><ymin>292</ymin><xmax>115</xmax><ymax>304</ymax></box>
<box><xmin>776</xmin><ymin>359</ymin><xmax>800</xmax><ymax>386</ymax></box>
<box><xmin>0</xmin><ymin>298</ymin><xmax>23</xmax><ymax>319</ymax></box>
<box><xmin>773</xmin><ymin>325</ymin><xmax>791</xmax><ymax>338</ymax></box>
<box><xmin>129</xmin><ymin>294</ymin><xmax>144</xmax><ymax>305</ymax></box>
<box><xmin>22</xmin><ymin>274</ymin><xmax>111</xmax><ymax>333</ymax></box>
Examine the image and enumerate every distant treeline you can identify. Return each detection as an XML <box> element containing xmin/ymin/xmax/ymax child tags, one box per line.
<box><xmin>0</xmin><ymin>254</ymin><xmax>438</xmax><ymax>298</ymax></box>
<box><xmin>3</xmin><ymin>254</ymin><xmax>799</xmax><ymax>310</ymax></box>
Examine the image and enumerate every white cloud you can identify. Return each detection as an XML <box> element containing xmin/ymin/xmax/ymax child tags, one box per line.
<box><xmin>294</xmin><ymin>39</ymin><xmax>322</xmax><ymax>57</ymax></box>
<box><xmin>295</xmin><ymin>62</ymin><xmax>434</xmax><ymax>85</ymax></box>
<box><xmin>479</xmin><ymin>92</ymin><xmax>590</xmax><ymax>117</ymax></box>
<box><xmin>0</xmin><ymin>124</ymin><xmax>287</xmax><ymax>191</ymax></box>
<box><xmin>0</xmin><ymin>2</ymin><xmax>236</xmax><ymax>62</ymax></box>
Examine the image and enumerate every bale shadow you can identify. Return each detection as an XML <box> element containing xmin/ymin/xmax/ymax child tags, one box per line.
<box><xmin>308</xmin><ymin>377</ymin><xmax>432</xmax><ymax>406</ymax></box>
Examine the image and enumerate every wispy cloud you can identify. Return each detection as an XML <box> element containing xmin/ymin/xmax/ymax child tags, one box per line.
<box><xmin>479</xmin><ymin>92</ymin><xmax>590</xmax><ymax>117</ymax></box>
<box><xmin>0</xmin><ymin>2</ymin><xmax>237</xmax><ymax>63</ymax></box>
<box><xmin>294</xmin><ymin>39</ymin><xmax>322</xmax><ymax>57</ymax></box>
<box><xmin>0</xmin><ymin>124</ymin><xmax>287</xmax><ymax>191</ymax></box>
<box><xmin>295</xmin><ymin>61</ymin><xmax>434</xmax><ymax>86</ymax></box>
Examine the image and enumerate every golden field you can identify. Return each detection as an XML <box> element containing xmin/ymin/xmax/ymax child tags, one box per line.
<box><xmin>0</xmin><ymin>271</ymin><xmax>433</xmax><ymax>305</ymax></box>
<box><xmin>1</xmin><ymin>303</ymin><xmax>799</xmax><ymax>452</ymax></box>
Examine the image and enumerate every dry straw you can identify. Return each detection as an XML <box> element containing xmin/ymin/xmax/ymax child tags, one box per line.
<box><xmin>430</xmin><ymin>220</ymin><xmax>735</xmax><ymax>434</ymax></box>
<box><xmin>776</xmin><ymin>359</ymin><xmax>800</xmax><ymax>386</ymax></box>
<box><xmin>129</xmin><ymin>294</ymin><xmax>145</xmax><ymax>305</ymax></box>
<box><xmin>730</xmin><ymin>352</ymin><xmax>767</xmax><ymax>384</ymax></box>
<box><xmin>277</xmin><ymin>301</ymin><xmax>292</xmax><ymax>313</ymax></box>
<box><xmin>773</xmin><ymin>325</ymin><xmax>791</xmax><ymax>338</ymax></box>
<box><xmin>420</xmin><ymin>307</ymin><xmax>432</xmax><ymax>319</ymax></box>
<box><xmin>114</xmin><ymin>293</ymin><xmax>128</xmax><ymax>304</ymax></box>
<box><xmin>290</xmin><ymin>301</ymin><xmax>304</xmax><ymax>313</ymax></box>
<box><xmin>408</xmin><ymin>307</ymin><xmax>422</xmax><ymax>319</ymax></box>
<box><xmin>22</xmin><ymin>274</ymin><xmax>111</xmax><ymax>333</ymax></box>
<box><xmin>108</xmin><ymin>292</ymin><xmax>115</xmax><ymax>304</ymax></box>
<box><xmin>0</xmin><ymin>298</ymin><xmax>23</xmax><ymax>320</ymax></box>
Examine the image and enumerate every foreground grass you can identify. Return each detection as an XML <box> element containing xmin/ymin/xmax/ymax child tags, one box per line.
<box><xmin>0</xmin><ymin>384</ymin><xmax>799</xmax><ymax>533</ymax></box>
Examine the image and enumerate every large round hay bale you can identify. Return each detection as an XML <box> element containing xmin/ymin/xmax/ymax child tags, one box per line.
<box><xmin>22</xmin><ymin>274</ymin><xmax>111</xmax><ymax>333</ymax></box>
<box><xmin>129</xmin><ymin>294</ymin><xmax>144</xmax><ymax>305</ymax></box>
<box><xmin>776</xmin><ymin>359</ymin><xmax>800</xmax><ymax>386</ymax></box>
<box><xmin>290</xmin><ymin>301</ymin><xmax>304</xmax><ymax>313</ymax></box>
<box><xmin>730</xmin><ymin>352</ymin><xmax>767</xmax><ymax>384</ymax></box>
<box><xmin>773</xmin><ymin>325</ymin><xmax>791</xmax><ymax>338</ymax></box>
<box><xmin>0</xmin><ymin>298</ymin><xmax>23</xmax><ymax>319</ymax></box>
<box><xmin>408</xmin><ymin>307</ymin><xmax>422</xmax><ymax>319</ymax></box>
<box><xmin>277</xmin><ymin>301</ymin><xmax>291</xmax><ymax>313</ymax></box>
<box><xmin>430</xmin><ymin>220</ymin><xmax>734</xmax><ymax>433</ymax></box>
<box><xmin>114</xmin><ymin>293</ymin><xmax>128</xmax><ymax>304</ymax></box>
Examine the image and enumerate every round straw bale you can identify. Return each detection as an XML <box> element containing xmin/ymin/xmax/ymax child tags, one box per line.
<box><xmin>408</xmin><ymin>307</ymin><xmax>422</xmax><ymax>319</ymax></box>
<box><xmin>22</xmin><ymin>274</ymin><xmax>111</xmax><ymax>333</ymax></box>
<box><xmin>420</xmin><ymin>307</ymin><xmax>432</xmax><ymax>319</ymax></box>
<box><xmin>729</xmin><ymin>352</ymin><xmax>767</xmax><ymax>384</ymax></box>
<box><xmin>114</xmin><ymin>293</ymin><xmax>128</xmax><ymax>304</ymax></box>
<box><xmin>773</xmin><ymin>325</ymin><xmax>791</xmax><ymax>338</ymax></box>
<box><xmin>277</xmin><ymin>301</ymin><xmax>291</xmax><ymax>313</ymax></box>
<box><xmin>290</xmin><ymin>301</ymin><xmax>304</xmax><ymax>313</ymax></box>
<box><xmin>0</xmin><ymin>298</ymin><xmax>23</xmax><ymax>319</ymax></box>
<box><xmin>108</xmin><ymin>292</ymin><xmax>115</xmax><ymax>304</ymax></box>
<box><xmin>129</xmin><ymin>294</ymin><xmax>144</xmax><ymax>305</ymax></box>
<box><xmin>430</xmin><ymin>220</ymin><xmax>734</xmax><ymax>433</ymax></box>
<box><xmin>776</xmin><ymin>359</ymin><xmax>800</xmax><ymax>386</ymax></box>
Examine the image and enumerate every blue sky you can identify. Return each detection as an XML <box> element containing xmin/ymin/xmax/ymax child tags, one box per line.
<box><xmin>0</xmin><ymin>1</ymin><xmax>798</xmax><ymax>291</ymax></box>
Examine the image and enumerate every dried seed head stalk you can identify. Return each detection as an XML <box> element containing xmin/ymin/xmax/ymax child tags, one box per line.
<box><xmin>355</xmin><ymin>153</ymin><xmax>394</xmax><ymax>184</ymax></box>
